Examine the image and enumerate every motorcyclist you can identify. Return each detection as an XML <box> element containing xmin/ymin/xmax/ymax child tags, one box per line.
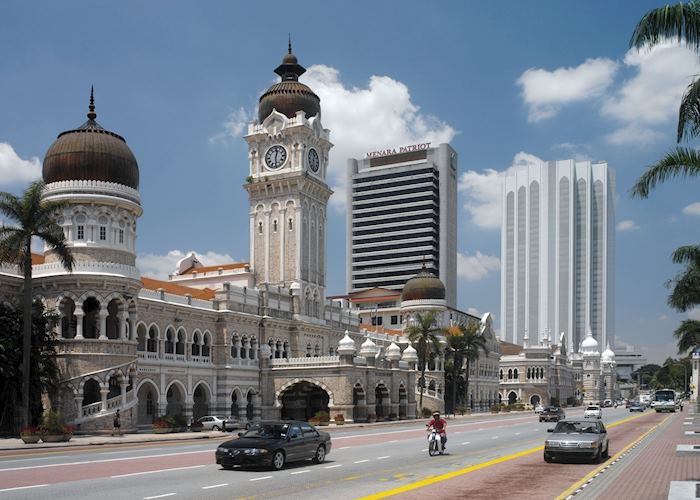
<box><xmin>427</xmin><ymin>410</ymin><xmax>447</xmax><ymax>450</ymax></box>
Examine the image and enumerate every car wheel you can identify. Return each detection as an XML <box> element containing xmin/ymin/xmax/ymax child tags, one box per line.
<box><xmin>594</xmin><ymin>446</ymin><xmax>602</xmax><ymax>464</ymax></box>
<box><xmin>312</xmin><ymin>445</ymin><xmax>326</xmax><ymax>464</ymax></box>
<box><xmin>212</xmin><ymin>425</ymin><xmax>220</xmax><ymax>431</ymax></box>
<box><xmin>271</xmin><ymin>450</ymin><xmax>285</xmax><ymax>471</ymax></box>
<box><xmin>544</xmin><ymin>452</ymin><xmax>553</xmax><ymax>463</ymax></box>
<box><xmin>602</xmin><ymin>444</ymin><xmax>609</xmax><ymax>459</ymax></box>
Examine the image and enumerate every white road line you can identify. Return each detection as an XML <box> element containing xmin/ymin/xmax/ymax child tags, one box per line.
<box><xmin>0</xmin><ymin>450</ymin><xmax>210</xmax><ymax>472</ymax></box>
<box><xmin>421</xmin><ymin>448</ymin><xmax>428</xmax><ymax>452</ymax></box>
<box><xmin>515</xmin><ymin>432</ymin><xmax>521</xmax><ymax>435</ymax></box>
<box><xmin>478</xmin><ymin>428</ymin><xmax>485</xmax><ymax>431</ymax></box>
<box><xmin>324</xmin><ymin>464</ymin><xmax>343</xmax><ymax>469</ymax></box>
<box><xmin>290</xmin><ymin>470</ymin><xmax>310</xmax><ymax>475</ymax></box>
<box><xmin>387</xmin><ymin>440</ymin><xmax>398</xmax><ymax>443</ymax></box>
<box><xmin>354</xmin><ymin>459</ymin><xmax>370</xmax><ymax>464</ymax></box>
<box><xmin>377</xmin><ymin>456</ymin><xmax>390</xmax><ymax>460</ymax></box>
<box><xmin>491</xmin><ymin>436</ymin><xmax>499</xmax><ymax>439</ymax></box>
<box><xmin>143</xmin><ymin>494</ymin><xmax>176</xmax><ymax>500</ymax></box>
<box><xmin>461</xmin><ymin>441</ymin><xmax>470</xmax><ymax>445</ymax></box>
<box><xmin>250</xmin><ymin>476</ymin><xmax>273</xmax><ymax>482</ymax></box>
<box><xmin>100</xmin><ymin>448</ymin><xmax>164</xmax><ymax>455</ymax></box>
<box><xmin>0</xmin><ymin>484</ymin><xmax>48</xmax><ymax>493</ymax></box>
<box><xmin>202</xmin><ymin>484</ymin><xmax>228</xmax><ymax>490</ymax></box>
<box><xmin>112</xmin><ymin>465</ymin><xmax>206</xmax><ymax>478</ymax></box>
<box><xmin>338</xmin><ymin>446</ymin><xmax>352</xmax><ymax>450</ymax></box>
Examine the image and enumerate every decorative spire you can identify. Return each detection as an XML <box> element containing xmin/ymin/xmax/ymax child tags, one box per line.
<box><xmin>288</xmin><ymin>33</ymin><xmax>292</xmax><ymax>54</ymax></box>
<box><xmin>87</xmin><ymin>86</ymin><xmax>97</xmax><ymax>120</ymax></box>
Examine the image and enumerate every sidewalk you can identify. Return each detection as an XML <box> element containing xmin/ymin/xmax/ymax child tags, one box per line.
<box><xmin>577</xmin><ymin>408</ymin><xmax>700</xmax><ymax>499</ymax></box>
<box><xmin>0</xmin><ymin>411</ymin><xmax>529</xmax><ymax>451</ymax></box>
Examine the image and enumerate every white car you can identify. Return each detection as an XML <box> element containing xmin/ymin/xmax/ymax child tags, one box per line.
<box><xmin>196</xmin><ymin>415</ymin><xmax>228</xmax><ymax>431</ymax></box>
<box><xmin>583</xmin><ymin>405</ymin><xmax>602</xmax><ymax>419</ymax></box>
<box><xmin>534</xmin><ymin>404</ymin><xmax>545</xmax><ymax>414</ymax></box>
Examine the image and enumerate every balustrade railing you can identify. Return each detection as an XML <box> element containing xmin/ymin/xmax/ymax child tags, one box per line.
<box><xmin>82</xmin><ymin>401</ymin><xmax>102</xmax><ymax>417</ymax></box>
<box><xmin>271</xmin><ymin>355</ymin><xmax>339</xmax><ymax>367</ymax></box>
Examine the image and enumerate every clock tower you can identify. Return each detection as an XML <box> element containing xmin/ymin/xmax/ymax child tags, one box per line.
<box><xmin>244</xmin><ymin>43</ymin><xmax>333</xmax><ymax>321</ymax></box>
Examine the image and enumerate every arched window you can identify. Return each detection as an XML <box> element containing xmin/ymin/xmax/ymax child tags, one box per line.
<box><xmin>283</xmin><ymin>341</ymin><xmax>289</xmax><ymax>358</ymax></box>
<box><xmin>240</xmin><ymin>336</ymin><xmax>247</xmax><ymax>359</ymax></box>
<box><xmin>508</xmin><ymin>369</ymin><xmax>513</xmax><ymax>379</ymax></box>
<box><xmin>231</xmin><ymin>335</ymin><xmax>238</xmax><ymax>358</ymax></box>
<box><xmin>147</xmin><ymin>326</ymin><xmax>158</xmax><ymax>353</ymax></box>
<box><xmin>272</xmin><ymin>220</ymin><xmax>278</xmax><ymax>232</ymax></box>
<box><xmin>176</xmin><ymin>329</ymin><xmax>185</xmax><ymax>355</ymax></box>
<box><xmin>165</xmin><ymin>328</ymin><xmax>174</xmax><ymax>354</ymax></box>
<box><xmin>306</xmin><ymin>343</ymin><xmax>312</xmax><ymax>358</ymax></box>
<box><xmin>202</xmin><ymin>333</ymin><xmax>211</xmax><ymax>357</ymax></box>
<box><xmin>258</xmin><ymin>221</ymin><xmax>263</xmax><ymax>235</ymax></box>
<box><xmin>514</xmin><ymin>369</ymin><xmax>519</xmax><ymax>379</ymax></box>
<box><xmin>275</xmin><ymin>341</ymin><xmax>282</xmax><ymax>359</ymax></box>
<box><xmin>288</xmin><ymin>218</ymin><xmax>293</xmax><ymax>231</ymax></box>
<box><xmin>499</xmin><ymin>369</ymin><xmax>503</xmax><ymax>380</ymax></box>
<box><xmin>527</xmin><ymin>368</ymin><xmax>531</xmax><ymax>379</ymax></box>
<box><xmin>249</xmin><ymin>338</ymin><xmax>256</xmax><ymax>359</ymax></box>
<box><xmin>192</xmin><ymin>332</ymin><xmax>201</xmax><ymax>356</ymax></box>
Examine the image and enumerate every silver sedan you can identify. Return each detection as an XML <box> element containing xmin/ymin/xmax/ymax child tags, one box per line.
<box><xmin>544</xmin><ymin>420</ymin><xmax>609</xmax><ymax>463</ymax></box>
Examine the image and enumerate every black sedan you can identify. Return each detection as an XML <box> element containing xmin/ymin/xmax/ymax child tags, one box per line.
<box><xmin>216</xmin><ymin>420</ymin><xmax>332</xmax><ymax>470</ymax></box>
<box><xmin>539</xmin><ymin>406</ymin><xmax>565</xmax><ymax>422</ymax></box>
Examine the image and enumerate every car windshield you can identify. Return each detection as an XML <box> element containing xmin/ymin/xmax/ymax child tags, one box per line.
<box><xmin>241</xmin><ymin>423</ymin><xmax>289</xmax><ymax>439</ymax></box>
<box><xmin>586</xmin><ymin>406</ymin><xmax>599</xmax><ymax>411</ymax></box>
<box><xmin>553</xmin><ymin>422</ymin><xmax>599</xmax><ymax>434</ymax></box>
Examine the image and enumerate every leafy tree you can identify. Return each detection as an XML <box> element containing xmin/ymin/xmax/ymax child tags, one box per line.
<box><xmin>0</xmin><ymin>181</ymin><xmax>74</xmax><ymax>428</ymax></box>
<box><xmin>459</xmin><ymin>323</ymin><xmax>489</xmax><ymax>410</ymax></box>
<box><xmin>0</xmin><ymin>300</ymin><xmax>59</xmax><ymax>434</ymax></box>
<box><xmin>405</xmin><ymin>311</ymin><xmax>442</xmax><ymax>414</ymax></box>
<box><xmin>631</xmin><ymin>363</ymin><xmax>662</xmax><ymax>388</ymax></box>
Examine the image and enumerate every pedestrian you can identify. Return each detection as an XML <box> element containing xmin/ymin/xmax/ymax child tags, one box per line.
<box><xmin>113</xmin><ymin>409</ymin><xmax>121</xmax><ymax>436</ymax></box>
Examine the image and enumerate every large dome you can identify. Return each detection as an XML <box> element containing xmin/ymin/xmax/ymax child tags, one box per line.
<box><xmin>258</xmin><ymin>43</ymin><xmax>320</xmax><ymax>123</ymax></box>
<box><xmin>401</xmin><ymin>265</ymin><xmax>446</xmax><ymax>301</ymax></box>
<box><xmin>43</xmin><ymin>90</ymin><xmax>139</xmax><ymax>190</ymax></box>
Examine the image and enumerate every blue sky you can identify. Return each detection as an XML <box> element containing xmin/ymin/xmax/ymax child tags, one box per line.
<box><xmin>1</xmin><ymin>1</ymin><xmax>697</xmax><ymax>363</ymax></box>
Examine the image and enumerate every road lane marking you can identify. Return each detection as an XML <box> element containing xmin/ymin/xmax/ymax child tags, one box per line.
<box><xmin>421</xmin><ymin>448</ymin><xmax>427</xmax><ymax>452</ymax></box>
<box><xmin>0</xmin><ymin>484</ymin><xmax>48</xmax><ymax>493</ymax></box>
<box><xmin>100</xmin><ymin>448</ymin><xmax>164</xmax><ymax>455</ymax></box>
<box><xmin>143</xmin><ymin>494</ymin><xmax>176</xmax><ymax>499</ymax></box>
<box><xmin>491</xmin><ymin>436</ymin><xmax>499</xmax><ymax>439</ymax></box>
<box><xmin>359</xmin><ymin>411</ymin><xmax>658</xmax><ymax>500</ymax></box>
<box><xmin>291</xmin><ymin>469</ymin><xmax>310</xmax><ymax>475</ymax></box>
<box><xmin>112</xmin><ymin>464</ymin><xmax>206</xmax><ymax>478</ymax></box>
<box><xmin>377</xmin><ymin>456</ymin><xmax>390</xmax><ymax>460</ymax></box>
<box><xmin>477</xmin><ymin>428</ymin><xmax>484</xmax><ymax>431</ymax></box>
<box><xmin>202</xmin><ymin>484</ymin><xmax>228</xmax><ymax>489</ymax></box>
<box><xmin>0</xmin><ymin>450</ymin><xmax>210</xmax><ymax>472</ymax></box>
<box><xmin>354</xmin><ymin>459</ymin><xmax>370</xmax><ymax>464</ymax></box>
<box><xmin>324</xmin><ymin>464</ymin><xmax>343</xmax><ymax>469</ymax></box>
<box><xmin>250</xmin><ymin>476</ymin><xmax>273</xmax><ymax>481</ymax></box>
<box><xmin>387</xmin><ymin>440</ymin><xmax>398</xmax><ymax>443</ymax></box>
<box><xmin>461</xmin><ymin>442</ymin><xmax>470</xmax><ymax>445</ymax></box>
<box><xmin>515</xmin><ymin>432</ymin><xmax>521</xmax><ymax>435</ymax></box>
<box><xmin>338</xmin><ymin>446</ymin><xmax>352</xmax><ymax>450</ymax></box>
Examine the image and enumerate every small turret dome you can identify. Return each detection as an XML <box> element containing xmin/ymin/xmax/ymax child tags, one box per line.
<box><xmin>359</xmin><ymin>336</ymin><xmax>377</xmax><ymax>357</ymax></box>
<box><xmin>338</xmin><ymin>331</ymin><xmax>356</xmax><ymax>356</ymax></box>
<box><xmin>581</xmin><ymin>332</ymin><xmax>600</xmax><ymax>355</ymax></box>
<box><xmin>385</xmin><ymin>342</ymin><xmax>401</xmax><ymax>361</ymax></box>
<box><xmin>401</xmin><ymin>343</ymin><xmax>418</xmax><ymax>363</ymax></box>
<box><xmin>601</xmin><ymin>343</ymin><xmax>615</xmax><ymax>362</ymax></box>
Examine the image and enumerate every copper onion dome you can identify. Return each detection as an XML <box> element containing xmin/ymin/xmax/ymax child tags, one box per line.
<box><xmin>258</xmin><ymin>40</ymin><xmax>320</xmax><ymax>123</ymax></box>
<box><xmin>401</xmin><ymin>264</ymin><xmax>446</xmax><ymax>301</ymax></box>
<box><xmin>42</xmin><ymin>88</ymin><xmax>139</xmax><ymax>190</ymax></box>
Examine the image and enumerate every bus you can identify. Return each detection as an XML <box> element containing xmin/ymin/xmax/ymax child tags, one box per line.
<box><xmin>654</xmin><ymin>389</ymin><xmax>677</xmax><ymax>413</ymax></box>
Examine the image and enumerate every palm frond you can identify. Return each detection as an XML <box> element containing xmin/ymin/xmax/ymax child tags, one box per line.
<box><xmin>667</xmin><ymin>262</ymin><xmax>700</xmax><ymax>311</ymax></box>
<box><xmin>678</xmin><ymin>77</ymin><xmax>700</xmax><ymax>142</ymax></box>
<box><xmin>673</xmin><ymin>319</ymin><xmax>700</xmax><ymax>353</ymax></box>
<box><xmin>671</xmin><ymin>244</ymin><xmax>700</xmax><ymax>264</ymax></box>
<box><xmin>0</xmin><ymin>230</ymin><xmax>29</xmax><ymax>267</ymax></box>
<box><xmin>35</xmin><ymin>227</ymin><xmax>74</xmax><ymax>272</ymax></box>
<box><xmin>630</xmin><ymin>146</ymin><xmax>700</xmax><ymax>198</ymax></box>
<box><xmin>630</xmin><ymin>1</ymin><xmax>700</xmax><ymax>52</ymax></box>
<box><xmin>0</xmin><ymin>192</ymin><xmax>23</xmax><ymax>223</ymax></box>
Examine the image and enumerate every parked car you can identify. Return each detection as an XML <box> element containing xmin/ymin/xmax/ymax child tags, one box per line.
<box><xmin>629</xmin><ymin>401</ymin><xmax>645</xmax><ymax>412</ymax></box>
<box><xmin>603</xmin><ymin>399</ymin><xmax>613</xmax><ymax>408</ymax></box>
<box><xmin>223</xmin><ymin>417</ymin><xmax>249</xmax><ymax>431</ymax></box>
<box><xmin>539</xmin><ymin>406</ymin><xmax>565</xmax><ymax>422</ymax></box>
<box><xmin>584</xmin><ymin>405</ymin><xmax>602</xmax><ymax>419</ymax></box>
<box><xmin>196</xmin><ymin>415</ymin><xmax>230</xmax><ymax>431</ymax></box>
<box><xmin>534</xmin><ymin>404</ymin><xmax>545</xmax><ymax>414</ymax></box>
<box><xmin>544</xmin><ymin>419</ymin><xmax>609</xmax><ymax>463</ymax></box>
<box><xmin>216</xmin><ymin>421</ymin><xmax>332</xmax><ymax>470</ymax></box>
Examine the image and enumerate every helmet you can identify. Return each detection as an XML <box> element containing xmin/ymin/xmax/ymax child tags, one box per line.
<box><xmin>432</xmin><ymin>411</ymin><xmax>440</xmax><ymax>417</ymax></box>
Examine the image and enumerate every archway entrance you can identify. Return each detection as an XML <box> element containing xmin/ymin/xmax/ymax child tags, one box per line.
<box><xmin>231</xmin><ymin>391</ymin><xmax>239</xmax><ymax>418</ymax></box>
<box><xmin>398</xmin><ymin>385</ymin><xmax>408</xmax><ymax>419</ymax></box>
<box><xmin>508</xmin><ymin>391</ymin><xmax>517</xmax><ymax>405</ymax></box>
<box><xmin>280</xmin><ymin>381</ymin><xmax>329</xmax><ymax>421</ymax></box>
<box><xmin>353</xmin><ymin>384</ymin><xmax>366</xmax><ymax>422</ymax></box>
<box><xmin>166</xmin><ymin>383</ymin><xmax>185</xmax><ymax>417</ymax></box>
<box><xmin>530</xmin><ymin>394</ymin><xmax>541</xmax><ymax>407</ymax></box>
<box><xmin>137</xmin><ymin>382</ymin><xmax>158</xmax><ymax>425</ymax></box>
<box><xmin>246</xmin><ymin>390</ymin><xmax>256</xmax><ymax>421</ymax></box>
<box><xmin>192</xmin><ymin>384</ymin><xmax>210</xmax><ymax>420</ymax></box>
<box><xmin>375</xmin><ymin>384</ymin><xmax>390</xmax><ymax>418</ymax></box>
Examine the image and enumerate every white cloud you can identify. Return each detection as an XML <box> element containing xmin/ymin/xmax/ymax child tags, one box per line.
<box><xmin>658</xmin><ymin>315</ymin><xmax>669</xmax><ymax>321</ymax></box>
<box><xmin>0</xmin><ymin>142</ymin><xmax>41</xmax><ymax>186</ymax></box>
<box><xmin>616</xmin><ymin>219</ymin><xmax>640</xmax><ymax>232</ymax></box>
<box><xmin>604</xmin><ymin>123</ymin><xmax>663</xmax><ymax>146</ymax></box>
<box><xmin>209</xmin><ymin>107</ymin><xmax>253</xmax><ymax>144</ymax></box>
<box><xmin>466</xmin><ymin>307</ymin><xmax>481</xmax><ymax>317</ymax></box>
<box><xmin>302</xmin><ymin>65</ymin><xmax>457</xmax><ymax>212</ymax></box>
<box><xmin>517</xmin><ymin>58</ymin><xmax>618</xmax><ymax>122</ymax></box>
<box><xmin>550</xmin><ymin>142</ymin><xmax>592</xmax><ymax>162</ymax></box>
<box><xmin>688</xmin><ymin>308</ymin><xmax>700</xmax><ymax>321</ymax></box>
<box><xmin>682</xmin><ymin>202</ymin><xmax>700</xmax><ymax>216</ymax></box>
<box><xmin>458</xmin><ymin>151</ymin><xmax>543</xmax><ymax>229</ymax></box>
<box><xmin>136</xmin><ymin>249</ymin><xmax>236</xmax><ymax>279</ymax></box>
<box><xmin>457</xmin><ymin>251</ymin><xmax>500</xmax><ymax>281</ymax></box>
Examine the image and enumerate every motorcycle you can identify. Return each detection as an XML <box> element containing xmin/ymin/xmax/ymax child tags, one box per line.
<box><xmin>427</xmin><ymin>427</ymin><xmax>445</xmax><ymax>456</ymax></box>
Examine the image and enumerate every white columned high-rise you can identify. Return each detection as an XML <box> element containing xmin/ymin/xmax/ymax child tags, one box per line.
<box><xmin>501</xmin><ymin>159</ymin><xmax>615</xmax><ymax>351</ymax></box>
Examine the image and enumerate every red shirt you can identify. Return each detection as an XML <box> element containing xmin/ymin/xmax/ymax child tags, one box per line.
<box><xmin>428</xmin><ymin>418</ymin><xmax>447</xmax><ymax>432</ymax></box>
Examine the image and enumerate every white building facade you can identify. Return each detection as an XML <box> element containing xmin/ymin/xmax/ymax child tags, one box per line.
<box><xmin>501</xmin><ymin>159</ymin><xmax>615</xmax><ymax>353</ymax></box>
<box><xmin>346</xmin><ymin>143</ymin><xmax>458</xmax><ymax>308</ymax></box>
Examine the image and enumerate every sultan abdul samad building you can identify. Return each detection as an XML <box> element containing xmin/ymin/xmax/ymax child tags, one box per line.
<box><xmin>0</xmin><ymin>46</ymin><xmax>474</xmax><ymax>432</ymax></box>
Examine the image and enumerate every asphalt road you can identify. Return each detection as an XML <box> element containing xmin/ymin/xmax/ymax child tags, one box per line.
<box><xmin>0</xmin><ymin>407</ymin><xmax>643</xmax><ymax>500</ymax></box>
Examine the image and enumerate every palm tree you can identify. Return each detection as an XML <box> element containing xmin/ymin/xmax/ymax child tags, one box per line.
<box><xmin>444</xmin><ymin>326</ymin><xmax>466</xmax><ymax>416</ymax></box>
<box><xmin>459</xmin><ymin>324</ymin><xmax>489</xmax><ymax>412</ymax></box>
<box><xmin>0</xmin><ymin>180</ymin><xmax>74</xmax><ymax>428</ymax></box>
<box><xmin>674</xmin><ymin>319</ymin><xmax>700</xmax><ymax>353</ymax></box>
<box><xmin>405</xmin><ymin>310</ymin><xmax>442</xmax><ymax>415</ymax></box>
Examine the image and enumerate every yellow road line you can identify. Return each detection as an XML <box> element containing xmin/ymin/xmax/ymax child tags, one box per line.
<box><xmin>555</xmin><ymin>413</ymin><xmax>672</xmax><ymax>500</ymax></box>
<box><xmin>359</xmin><ymin>410</ymin><xmax>659</xmax><ymax>500</ymax></box>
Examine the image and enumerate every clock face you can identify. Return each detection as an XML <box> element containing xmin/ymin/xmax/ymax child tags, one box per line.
<box><xmin>265</xmin><ymin>145</ymin><xmax>287</xmax><ymax>169</ymax></box>
<box><xmin>308</xmin><ymin>148</ymin><xmax>320</xmax><ymax>173</ymax></box>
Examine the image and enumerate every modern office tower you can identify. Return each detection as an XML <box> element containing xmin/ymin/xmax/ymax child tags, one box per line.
<box><xmin>346</xmin><ymin>143</ymin><xmax>458</xmax><ymax>308</ymax></box>
<box><xmin>500</xmin><ymin>160</ymin><xmax>615</xmax><ymax>352</ymax></box>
